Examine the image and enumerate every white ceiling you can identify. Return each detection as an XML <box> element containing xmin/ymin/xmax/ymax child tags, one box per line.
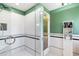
<box><xmin>5</xmin><ymin>3</ymin><xmax>64</xmax><ymax>11</ymax></box>
<box><xmin>6</xmin><ymin>3</ymin><xmax>37</xmax><ymax>11</ymax></box>
<box><xmin>42</xmin><ymin>3</ymin><xmax>62</xmax><ymax>11</ymax></box>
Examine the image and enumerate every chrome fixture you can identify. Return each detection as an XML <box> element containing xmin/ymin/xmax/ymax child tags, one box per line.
<box><xmin>0</xmin><ymin>34</ymin><xmax>39</xmax><ymax>45</ymax></box>
<box><xmin>5</xmin><ymin>36</ymin><xmax>15</xmax><ymax>45</ymax></box>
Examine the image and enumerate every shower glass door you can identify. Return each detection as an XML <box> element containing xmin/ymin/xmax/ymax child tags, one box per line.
<box><xmin>35</xmin><ymin>7</ymin><xmax>50</xmax><ymax>56</ymax></box>
<box><xmin>35</xmin><ymin>7</ymin><xmax>44</xmax><ymax>56</ymax></box>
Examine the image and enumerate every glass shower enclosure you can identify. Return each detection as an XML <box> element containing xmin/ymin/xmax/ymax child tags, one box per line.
<box><xmin>0</xmin><ymin>6</ymin><xmax>50</xmax><ymax>56</ymax></box>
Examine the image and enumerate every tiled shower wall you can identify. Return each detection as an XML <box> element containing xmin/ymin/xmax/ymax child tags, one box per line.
<box><xmin>24</xmin><ymin>8</ymin><xmax>42</xmax><ymax>54</ymax></box>
<box><xmin>0</xmin><ymin>10</ymin><xmax>25</xmax><ymax>52</ymax></box>
<box><xmin>0</xmin><ymin>8</ymin><xmax>42</xmax><ymax>55</ymax></box>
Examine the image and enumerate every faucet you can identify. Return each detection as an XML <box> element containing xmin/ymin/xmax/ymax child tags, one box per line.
<box><xmin>7</xmin><ymin>35</ymin><xmax>13</xmax><ymax>39</ymax></box>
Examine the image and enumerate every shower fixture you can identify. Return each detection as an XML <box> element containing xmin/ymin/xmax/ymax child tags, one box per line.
<box><xmin>5</xmin><ymin>36</ymin><xmax>16</xmax><ymax>45</ymax></box>
<box><xmin>0</xmin><ymin>34</ymin><xmax>39</xmax><ymax>45</ymax></box>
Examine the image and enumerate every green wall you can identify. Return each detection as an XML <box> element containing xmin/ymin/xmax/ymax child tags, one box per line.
<box><xmin>50</xmin><ymin>4</ymin><xmax>79</xmax><ymax>35</ymax></box>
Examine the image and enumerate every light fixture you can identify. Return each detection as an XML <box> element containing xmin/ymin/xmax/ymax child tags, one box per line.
<box><xmin>62</xmin><ymin>3</ymin><xmax>64</xmax><ymax>6</ymax></box>
<box><xmin>15</xmin><ymin>3</ymin><xmax>19</xmax><ymax>5</ymax></box>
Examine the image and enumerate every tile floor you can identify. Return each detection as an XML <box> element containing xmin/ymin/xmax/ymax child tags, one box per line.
<box><xmin>0</xmin><ymin>46</ymin><xmax>33</xmax><ymax>56</ymax></box>
<box><xmin>0</xmin><ymin>45</ymin><xmax>79</xmax><ymax>56</ymax></box>
<box><xmin>46</xmin><ymin>47</ymin><xmax>63</xmax><ymax>56</ymax></box>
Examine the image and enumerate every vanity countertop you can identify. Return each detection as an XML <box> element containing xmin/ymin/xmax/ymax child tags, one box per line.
<box><xmin>50</xmin><ymin>33</ymin><xmax>79</xmax><ymax>40</ymax></box>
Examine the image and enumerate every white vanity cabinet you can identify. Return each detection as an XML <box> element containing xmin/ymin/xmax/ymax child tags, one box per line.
<box><xmin>50</xmin><ymin>37</ymin><xmax>63</xmax><ymax>49</ymax></box>
<box><xmin>48</xmin><ymin>36</ymin><xmax>63</xmax><ymax>56</ymax></box>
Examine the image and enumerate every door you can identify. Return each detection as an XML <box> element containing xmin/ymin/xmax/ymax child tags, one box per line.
<box><xmin>43</xmin><ymin>11</ymin><xmax>50</xmax><ymax>56</ymax></box>
<box><xmin>35</xmin><ymin>8</ymin><xmax>50</xmax><ymax>56</ymax></box>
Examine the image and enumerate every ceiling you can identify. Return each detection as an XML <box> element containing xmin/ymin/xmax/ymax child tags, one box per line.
<box><xmin>5</xmin><ymin>3</ymin><xmax>67</xmax><ymax>11</ymax></box>
<box><xmin>42</xmin><ymin>3</ymin><xmax>62</xmax><ymax>11</ymax></box>
<box><xmin>6</xmin><ymin>3</ymin><xmax>37</xmax><ymax>11</ymax></box>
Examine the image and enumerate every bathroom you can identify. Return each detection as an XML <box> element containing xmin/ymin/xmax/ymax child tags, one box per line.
<box><xmin>0</xmin><ymin>3</ymin><xmax>79</xmax><ymax>56</ymax></box>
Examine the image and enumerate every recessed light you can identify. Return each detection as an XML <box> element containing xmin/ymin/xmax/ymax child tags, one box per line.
<box><xmin>16</xmin><ymin>3</ymin><xmax>19</xmax><ymax>5</ymax></box>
